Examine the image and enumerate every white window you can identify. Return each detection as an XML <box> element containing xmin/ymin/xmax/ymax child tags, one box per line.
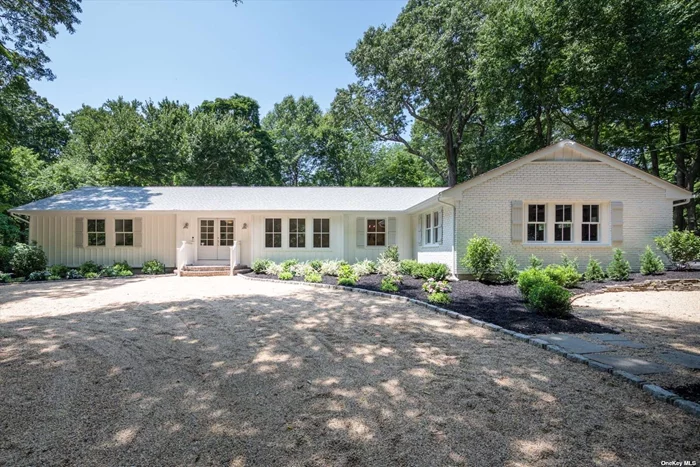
<box><xmin>265</xmin><ymin>218</ymin><xmax>282</xmax><ymax>248</ymax></box>
<box><xmin>115</xmin><ymin>219</ymin><xmax>133</xmax><ymax>246</ymax></box>
<box><xmin>87</xmin><ymin>219</ymin><xmax>106</xmax><ymax>246</ymax></box>
<box><xmin>367</xmin><ymin>219</ymin><xmax>386</xmax><ymax>246</ymax></box>
<box><xmin>313</xmin><ymin>218</ymin><xmax>330</xmax><ymax>248</ymax></box>
<box><xmin>527</xmin><ymin>205</ymin><xmax>546</xmax><ymax>242</ymax></box>
<box><xmin>289</xmin><ymin>218</ymin><xmax>306</xmax><ymax>248</ymax></box>
<box><xmin>425</xmin><ymin>211</ymin><xmax>440</xmax><ymax>245</ymax></box>
<box><xmin>554</xmin><ymin>204</ymin><xmax>573</xmax><ymax>242</ymax></box>
<box><xmin>219</xmin><ymin>219</ymin><xmax>235</xmax><ymax>246</ymax></box>
<box><xmin>582</xmin><ymin>204</ymin><xmax>600</xmax><ymax>242</ymax></box>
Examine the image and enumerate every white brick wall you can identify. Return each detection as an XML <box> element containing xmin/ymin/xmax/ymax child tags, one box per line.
<box><xmin>454</xmin><ymin>161</ymin><xmax>673</xmax><ymax>274</ymax></box>
<box><xmin>414</xmin><ymin>203</ymin><xmax>456</xmax><ymax>273</ymax></box>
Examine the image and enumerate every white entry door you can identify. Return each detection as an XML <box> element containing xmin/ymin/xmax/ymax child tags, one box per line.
<box><xmin>199</xmin><ymin>219</ymin><xmax>235</xmax><ymax>261</ymax></box>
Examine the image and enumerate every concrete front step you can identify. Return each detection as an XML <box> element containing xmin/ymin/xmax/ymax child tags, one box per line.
<box><xmin>178</xmin><ymin>265</ymin><xmax>251</xmax><ymax>277</ymax></box>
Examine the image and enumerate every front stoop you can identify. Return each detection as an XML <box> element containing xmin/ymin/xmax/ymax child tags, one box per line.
<box><xmin>178</xmin><ymin>265</ymin><xmax>251</xmax><ymax>277</ymax></box>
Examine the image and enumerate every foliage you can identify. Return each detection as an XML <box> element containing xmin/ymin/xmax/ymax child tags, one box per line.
<box><xmin>379</xmin><ymin>245</ymin><xmax>399</xmax><ymax>263</ymax></box>
<box><xmin>66</xmin><ymin>269</ymin><xmax>83</xmax><ymax>280</ymax></box>
<box><xmin>337</xmin><ymin>264</ymin><xmax>359</xmax><ymax>286</ymax></box>
<box><xmin>607</xmin><ymin>249</ymin><xmax>631</xmax><ymax>281</ymax></box>
<box><xmin>380</xmin><ymin>273</ymin><xmax>403</xmax><ymax>292</ymax></box>
<box><xmin>48</xmin><ymin>275</ymin><xmax>61</xmax><ymax>281</ymax></box>
<box><xmin>461</xmin><ymin>235</ymin><xmax>502</xmax><ymax>281</ymax></box>
<box><xmin>78</xmin><ymin>260</ymin><xmax>102</xmax><ymax>276</ymax></box>
<box><xmin>252</xmin><ymin>259</ymin><xmax>272</xmax><ymax>274</ymax></box>
<box><xmin>0</xmin><ymin>245</ymin><xmax>11</xmax><ymax>271</ymax></box>
<box><xmin>543</xmin><ymin>264</ymin><xmax>581</xmax><ymax>288</ymax></box>
<box><xmin>413</xmin><ymin>262</ymin><xmax>450</xmax><ymax>281</ymax></box>
<box><xmin>529</xmin><ymin>255</ymin><xmax>543</xmax><ymax>270</ymax></box>
<box><xmin>265</xmin><ymin>262</ymin><xmax>283</xmax><ymax>276</ymax></box>
<box><xmin>337</xmin><ymin>276</ymin><xmax>357</xmax><ymax>286</ymax></box>
<box><xmin>559</xmin><ymin>254</ymin><xmax>579</xmax><ymax>271</ymax></box>
<box><xmin>427</xmin><ymin>292</ymin><xmax>452</xmax><ymax>305</ymax></box>
<box><xmin>28</xmin><ymin>270</ymin><xmax>51</xmax><ymax>281</ymax></box>
<box><xmin>84</xmin><ymin>272</ymin><xmax>99</xmax><ymax>279</ymax></box>
<box><xmin>0</xmin><ymin>215</ymin><xmax>21</xmax><ymax>246</ymax></box>
<box><xmin>309</xmin><ymin>260</ymin><xmax>323</xmax><ymax>272</ymax></box>
<box><xmin>584</xmin><ymin>257</ymin><xmax>606</xmax><ymax>282</ymax></box>
<box><xmin>291</xmin><ymin>262</ymin><xmax>315</xmax><ymax>277</ymax></box>
<box><xmin>9</xmin><ymin>243</ymin><xmax>47</xmax><ymax>277</ymax></box>
<box><xmin>399</xmin><ymin>259</ymin><xmax>420</xmax><ymax>276</ymax></box>
<box><xmin>320</xmin><ymin>260</ymin><xmax>344</xmax><ymax>277</ymax></box>
<box><xmin>101</xmin><ymin>261</ymin><xmax>133</xmax><ymax>277</ymax></box>
<box><xmin>278</xmin><ymin>271</ymin><xmax>294</xmax><ymax>280</ymax></box>
<box><xmin>654</xmin><ymin>230</ymin><xmax>700</xmax><ymax>270</ymax></box>
<box><xmin>0</xmin><ymin>272</ymin><xmax>11</xmax><ymax>282</ymax></box>
<box><xmin>281</xmin><ymin>259</ymin><xmax>299</xmax><ymax>272</ymax></box>
<box><xmin>304</xmin><ymin>272</ymin><xmax>322</xmax><ymax>283</ymax></box>
<box><xmin>527</xmin><ymin>282</ymin><xmax>572</xmax><ymax>318</ymax></box>
<box><xmin>352</xmin><ymin>259</ymin><xmax>376</xmax><ymax>276</ymax></box>
<box><xmin>640</xmin><ymin>246</ymin><xmax>666</xmax><ymax>275</ymax></box>
<box><xmin>422</xmin><ymin>278</ymin><xmax>452</xmax><ymax>295</ymax></box>
<box><xmin>49</xmin><ymin>264</ymin><xmax>70</xmax><ymax>278</ymax></box>
<box><xmin>500</xmin><ymin>256</ymin><xmax>519</xmax><ymax>284</ymax></box>
<box><xmin>376</xmin><ymin>256</ymin><xmax>400</xmax><ymax>276</ymax></box>
<box><xmin>517</xmin><ymin>268</ymin><xmax>553</xmax><ymax>298</ymax></box>
<box><xmin>142</xmin><ymin>259</ymin><xmax>166</xmax><ymax>275</ymax></box>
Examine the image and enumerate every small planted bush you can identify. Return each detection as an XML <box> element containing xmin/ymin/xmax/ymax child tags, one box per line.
<box><xmin>427</xmin><ymin>292</ymin><xmax>451</xmax><ymax>305</ymax></box>
<box><xmin>281</xmin><ymin>259</ymin><xmax>299</xmax><ymax>272</ymax></box>
<box><xmin>337</xmin><ymin>264</ymin><xmax>358</xmax><ymax>286</ymax></box>
<box><xmin>84</xmin><ymin>272</ymin><xmax>100</xmax><ymax>279</ymax></box>
<box><xmin>309</xmin><ymin>260</ymin><xmax>323</xmax><ymax>272</ymax></box>
<box><xmin>10</xmin><ymin>243</ymin><xmax>48</xmax><ymax>278</ymax></box>
<box><xmin>376</xmin><ymin>256</ymin><xmax>400</xmax><ymax>275</ymax></box>
<box><xmin>413</xmin><ymin>262</ymin><xmax>450</xmax><ymax>281</ymax></box>
<box><xmin>142</xmin><ymin>259</ymin><xmax>166</xmax><ymax>275</ymax></box>
<box><xmin>252</xmin><ymin>258</ymin><xmax>272</xmax><ymax>274</ymax></box>
<box><xmin>584</xmin><ymin>256</ymin><xmax>606</xmax><ymax>282</ymax></box>
<box><xmin>543</xmin><ymin>264</ymin><xmax>581</xmax><ymax>288</ymax></box>
<box><xmin>48</xmin><ymin>275</ymin><xmax>61</xmax><ymax>281</ymax></box>
<box><xmin>461</xmin><ymin>235</ymin><xmax>501</xmax><ymax>281</ymax></box>
<box><xmin>379</xmin><ymin>245</ymin><xmax>399</xmax><ymax>263</ymax></box>
<box><xmin>304</xmin><ymin>271</ymin><xmax>322</xmax><ymax>283</ymax></box>
<box><xmin>320</xmin><ymin>260</ymin><xmax>343</xmax><ymax>276</ymax></box>
<box><xmin>291</xmin><ymin>262</ymin><xmax>315</xmax><ymax>277</ymax></box>
<box><xmin>0</xmin><ymin>245</ymin><xmax>12</xmax><ymax>272</ymax></box>
<box><xmin>352</xmin><ymin>259</ymin><xmax>376</xmax><ymax>277</ymax></box>
<box><xmin>422</xmin><ymin>278</ymin><xmax>452</xmax><ymax>303</ymax></box>
<box><xmin>640</xmin><ymin>246</ymin><xmax>665</xmax><ymax>275</ymax></box>
<box><xmin>78</xmin><ymin>260</ymin><xmax>102</xmax><ymax>276</ymax></box>
<box><xmin>399</xmin><ymin>259</ymin><xmax>420</xmax><ymax>276</ymax></box>
<box><xmin>500</xmin><ymin>256</ymin><xmax>519</xmax><ymax>284</ymax></box>
<box><xmin>0</xmin><ymin>272</ymin><xmax>10</xmax><ymax>283</ymax></box>
<box><xmin>66</xmin><ymin>269</ymin><xmax>83</xmax><ymax>279</ymax></box>
<box><xmin>278</xmin><ymin>271</ymin><xmax>294</xmax><ymax>280</ymax></box>
<box><xmin>380</xmin><ymin>273</ymin><xmax>402</xmax><ymax>292</ymax></box>
<box><xmin>527</xmin><ymin>282</ymin><xmax>572</xmax><ymax>318</ymax></box>
<box><xmin>28</xmin><ymin>270</ymin><xmax>51</xmax><ymax>281</ymax></box>
<box><xmin>265</xmin><ymin>262</ymin><xmax>283</xmax><ymax>276</ymax></box>
<box><xmin>517</xmin><ymin>267</ymin><xmax>553</xmax><ymax>297</ymax></box>
<box><xmin>654</xmin><ymin>229</ymin><xmax>700</xmax><ymax>270</ymax></box>
<box><xmin>529</xmin><ymin>255</ymin><xmax>543</xmax><ymax>269</ymax></box>
<box><xmin>112</xmin><ymin>261</ymin><xmax>133</xmax><ymax>276</ymax></box>
<box><xmin>49</xmin><ymin>264</ymin><xmax>70</xmax><ymax>278</ymax></box>
<box><xmin>607</xmin><ymin>248</ymin><xmax>631</xmax><ymax>280</ymax></box>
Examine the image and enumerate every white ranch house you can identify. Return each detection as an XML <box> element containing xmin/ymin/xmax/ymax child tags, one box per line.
<box><xmin>10</xmin><ymin>141</ymin><xmax>692</xmax><ymax>277</ymax></box>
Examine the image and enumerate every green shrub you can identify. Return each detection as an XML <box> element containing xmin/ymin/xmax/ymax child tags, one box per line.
<box><xmin>607</xmin><ymin>248</ymin><xmax>631</xmax><ymax>280</ymax></box>
<box><xmin>500</xmin><ymin>256</ymin><xmax>519</xmax><ymax>284</ymax></box>
<box><xmin>48</xmin><ymin>275</ymin><xmax>61</xmax><ymax>281</ymax></box>
<box><xmin>337</xmin><ymin>276</ymin><xmax>356</xmax><ymax>286</ymax></box>
<box><xmin>543</xmin><ymin>264</ymin><xmax>581</xmax><ymax>288</ymax></box>
<box><xmin>100</xmin><ymin>266</ymin><xmax>116</xmax><ymax>277</ymax></box>
<box><xmin>529</xmin><ymin>255</ymin><xmax>543</xmax><ymax>269</ymax></box>
<box><xmin>10</xmin><ymin>243</ymin><xmax>48</xmax><ymax>278</ymax></box>
<box><xmin>78</xmin><ymin>260</ymin><xmax>102</xmax><ymax>276</ymax></box>
<box><xmin>427</xmin><ymin>292</ymin><xmax>451</xmax><ymax>304</ymax></box>
<box><xmin>379</xmin><ymin>245</ymin><xmax>399</xmax><ymax>262</ymax></box>
<box><xmin>66</xmin><ymin>269</ymin><xmax>83</xmax><ymax>279</ymax></box>
<box><xmin>0</xmin><ymin>272</ymin><xmax>11</xmax><ymax>283</ymax></box>
<box><xmin>0</xmin><ymin>245</ymin><xmax>12</xmax><ymax>272</ymax></box>
<box><xmin>584</xmin><ymin>256</ymin><xmax>606</xmax><ymax>282</ymax></box>
<box><xmin>252</xmin><ymin>259</ymin><xmax>272</xmax><ymax>274</ymax></box>
<box><xmin>112</xmin><ymin>261</ymin><xmax>133</xmax><ymax>276</ymax></box>
<box><xmin>309</xmin><ymin>260</ymin><xmax>323</xmax><ymax>272</ymax></box>
<box><xmin>517</xmin><ymin>267</ymin><xmax>553</xmax><ymax>297</ymax></box>
<box><xmin>422</xmin><ymin>278</ymin><xmax>452</xmax><ymax>295</ymax></box>
<box><xmin>320</xmin><ymin>260</ymin><xmax>343</xmax><ymax>276</ymax></box>
<box><xmin>142</xmin><ymin>259</ymin><xmax>166</xmax><ymax>275</ymax></box>
<box><xmin>399</xmin><ymin>259</ymin><xmax>420</xmax><ymax>276</ymax></box>
<box><xmin>49</xmin><ymin>264</ymin><xmax>70</xmax><ymax>278</ymax></box>
<box><xmin>281</xmin><ymin>259</ymin><xmax>299</xmax><ymax>272</ymax></box>
<box><xmin>28</xmin><ymin>270</ymin><xmax>50</xmax><ymax>281</ymax></box>
<box><xmin>84</xmin><ymin>272</ymin><xmax>99</xmax><ymax>279</ymax></box>
<box><xmin>304</xmin><ymin>271</ymin><xmax>322</xmax><ymax>283</ymax></box>
<box><xmin>559</xmin><ymin>253</ymin><xmax>579</xmax><ymax>270</ymax></box>
<box><xmin>376</xmin><ymin>256</ymin><xmax>400</xmax><ymax>275</ymax></box>
<box><xmin>527</xmin><ymin>282</ymin><xmax>572</xmax><ymax>317</ymax></box>
<box><xmin>265</xmin><ymin>262</ymin><xmax>282</xmax><ymax>275</ymax></box>
<box><xmin>461</xmin><ymin>235</ymin><xmax>501</xmax><ymax>281</ymax></box>
<box><xmin>278</xmin><ymin>271</ymin><xmax>294</xmax><ymax>280</ymax></box>
<box><xmin>413</xmin><ymin>262</ymin><xmax>450</xmax><ymax>281</ymax></box>
<box><xmin>654</xmin><ymin>229</ymin><xmax>700</xmax><ymax>269</ymax></box>
<box><xmin>291</xmin><ymin>262</ymin><xmax>315</xmax><ymax>277</ymax></box>
<box><xmin>640</xmin><ymin>246</ymin><xmax>665</xmax><ymax>275</ymax></box>
<box><xmin>337</xmin><ymin>263</ymin><xmax>359</xmax><ymax>286</ymax></box>
<box><xmin>352</xmin><ymin>259</ymin><xmax>376</xmax><ymax>276</ymax></box>
<box><xmin>380</xmin><ymin>273</ymin><xmax>402</xmax><ymax>292</ymax></box>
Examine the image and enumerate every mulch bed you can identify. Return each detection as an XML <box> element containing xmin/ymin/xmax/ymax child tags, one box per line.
<box><xmin>668</xmin><ymin>383</ymin><xmax>700</xmax><ymax>404</ymax></box>
<box><xmin>250</xmin><ymin>269</ymin><xmax>700</xmax><ymax>335</ymax></box>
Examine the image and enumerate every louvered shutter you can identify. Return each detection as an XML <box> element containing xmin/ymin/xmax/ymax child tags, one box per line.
<box><xmin>388</xmin><ymin>217</ymin><xmax>397</xmax><ymax>246</ymax></box>
<box><xmin>417</xmin><ymin>215</ymin><xmax>423</xmax><ymax>246</ymax></box>
<box><xmin>438</xmin><ymin>208</ymin><xmax>444</xmax><ymax>244</ymax></box>
<box><xmin>611</xmin><ymin>202</ymin><xmax>623</xmax><ymax>243</ymax></box>
<box><xmin>133</xmin><ymin>217</ymin><xmax>143</xmax><ymax>247</ymax></box>
<box><xmin>75</xmin><ymin>217</ymin><xmax>84</xmax><ymax>248</ymax></box>
<box><xmin>356</xmin><ymin>217</ymin><xmax>365</xmax><ymax>248</ymax></box>
<box><xmin>511</xmin><ymin>201</ymin><xmax>523</xmax><ymax>242</ymax></box>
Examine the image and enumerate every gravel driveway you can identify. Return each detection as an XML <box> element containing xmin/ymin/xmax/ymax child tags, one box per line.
<box><xmin>1</xmin><ymin>277</ymin><xmax>698</xmax><ymax>466</ymax></box>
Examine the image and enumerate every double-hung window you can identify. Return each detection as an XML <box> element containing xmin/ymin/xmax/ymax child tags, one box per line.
<box><xmin>265</xmin><ymin>218</ymin><xmax>282</xmax><ymax>248</ymax></box>
<box><xmin>424</xmin><ymin>211</ymin><xmax>440</xmax><ymax>245</ymax></box>
<box><xmin>582</xmin><ymin>205</ymin><xmax>600</xmax><ymax>242</ymax></box>
<box><xmin>527</xmin><ymin>205</ymin><xmax>546</xmax><ymax>242</ymax></box>
<box><xmin>554</xmin><ymin>204</ymin><xmax>573</xmax><ymax>242</ymax></box>
<box><xmin>115</xmin><ymin>219</ymin><xmax>134</xmax><ymax>246</ymax></box>
<box><xmin>367</xmin><ymin>219</ymin><xmax>386</xmax><ymax>247</ymax></box>
<box><xmin>313</xmin><ymin>218</ymin><xmax>330</xmax><ymax>248</ymax></box>
<box><xmin>87</xmin><ymin>219</ymin><xmax>106</xmax><ymax>246</ymax></box>
<box><xmin>289</xmin><ymin>218</ymin><xmax>306</xmax><ymax>248</ymax></box>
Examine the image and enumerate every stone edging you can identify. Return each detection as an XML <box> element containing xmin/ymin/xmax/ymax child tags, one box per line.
<box><xmin>239</xmin><ymin>273</ymin><xmax>700</xmax><ymax>419</ymax></box>
<box><xmin>571</xmin><ymin>278</ymin><xmax>700</xmax><ymax>302</ymax></box>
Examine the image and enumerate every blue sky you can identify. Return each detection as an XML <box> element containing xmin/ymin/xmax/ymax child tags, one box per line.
<box><xmin>32</xmin><ymin>0</ymin><xmax>406</xmax><ymax>116</ymax></box>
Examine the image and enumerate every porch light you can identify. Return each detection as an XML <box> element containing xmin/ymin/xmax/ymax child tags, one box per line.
<box><xmin>242</xmin><ymin>223</ymin><xmax>247</xmax><ymax>229</ymax></box>
<box><xmin>183</xmin><ymin>222</ymin><xmax>189</xmax><ymax>229</ymax></box>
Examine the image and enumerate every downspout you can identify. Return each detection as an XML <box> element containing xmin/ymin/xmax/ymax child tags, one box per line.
<box><xmin>437</xmin><ymin>192</ymin><xmax>458</xmax><ymax>279</ymax></box>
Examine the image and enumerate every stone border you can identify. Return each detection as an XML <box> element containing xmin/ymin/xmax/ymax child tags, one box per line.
<box><xmin>239</xmin><ymin>273</ymin><xmax>700</xmax><ymax>419</ymax></box>
<box><xmin>571</xmin><ymin>278</ymin><xmax>700</xmax><ymax>302</ymax></box>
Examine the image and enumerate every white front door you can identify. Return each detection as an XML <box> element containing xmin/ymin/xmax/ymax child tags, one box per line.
<box><xmin>199</xmin><ymin>218</ymin><xmax>235</xmax><ymax>261</ymax></box>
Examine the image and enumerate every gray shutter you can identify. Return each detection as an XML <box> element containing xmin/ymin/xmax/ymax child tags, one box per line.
<box><xmin>75</xmin><ymin>217</ymin><xmax>84</xmax><ymax>248</ymax></box>
<box><xmin>611</xmin><ymin>201</ymin><xmax>623</xmax><ymax>243</ymax></box>
<box><xmin>388</xmin><ymin>217</ymin><xmax>397</xmax><ymax>246</ymax></box>
<box><xmin>438</xmin><ymin>208</ymin><xmax>444</xmax><ymax>244</ymax></box>
<box><xmin>356</xmin><ymin>217</ymin><xmax>365</xmax><ymax>248</ymax></box>
<box><xmin>511</xmin><ymin>201</ymin><xmax>523</xmax><ymax>242</ymax></box>
<box><xmin>133</xmin><ymin>217</ymin><xmax>143</xmax><ymax>247</ymax></box>
<box><xmin>418</xmin><ymin>215</ymin><xmax>423</xmax><ymax>246</ymax></box>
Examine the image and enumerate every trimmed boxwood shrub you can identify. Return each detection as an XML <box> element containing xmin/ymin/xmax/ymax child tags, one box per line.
<box><xmin>142</xmin><ymin>259</ymin><xmax>165</xmax><ymax>275</ymax></box>
<box><xmin>527</xmin><ymin>282</ymin><xmax>572</xmax><ymax>317</ymax></box>
<box><xmin>461</xmin><ymin>235</ymin><xmax>501</xmax><ymax>281</ymax></box>
<box><xmin>543</xmin><ymin>264</ymin><xmax>581</xmax><ymax>288</ymax></box>
<box><xmin>78</xmin><ymin>260</ymin><xmax>102</xmax><ymax>276</ymax></box>
<box><xmin>252</xmin><ymin>259</ymin><xmax>272</xmax><ymax>274</ymax></box>
<box><xmin>10</xmin><ymin>243</ymin><xmax>47</xmax><ymax>278</ymax></box>
<box><xmin>517</xmin><ymin>267</ymin><xmax>553</xmax><ymax>297</ymax></box>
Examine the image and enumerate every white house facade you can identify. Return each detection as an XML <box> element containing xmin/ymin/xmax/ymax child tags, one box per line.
<box><xmin>10</xmin><ymin>141</ymin><xmax>692</xmax><ymax>277</ymax></box>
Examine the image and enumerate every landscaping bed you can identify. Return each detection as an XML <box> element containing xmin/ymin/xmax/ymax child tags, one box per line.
<box><xmin>570</xmin><ymin>270</ymin><xmax>700</xmax><ymax>294</ymax></box>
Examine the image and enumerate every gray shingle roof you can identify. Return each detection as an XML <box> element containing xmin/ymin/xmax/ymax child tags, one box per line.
<box><xmin>11</xmin><ymin>186</ymin><xmax>446</xmax><ymax>213</ymax></box>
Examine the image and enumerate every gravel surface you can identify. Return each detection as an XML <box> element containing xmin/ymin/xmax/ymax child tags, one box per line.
<box><xmin>1</xmin><ymin>276</ymin><xmax>699</xmax><ymax>466</ymax></box>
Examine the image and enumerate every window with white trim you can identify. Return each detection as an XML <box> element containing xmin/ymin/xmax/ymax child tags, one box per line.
<box><xmin>527</xmin><ymin>205</ymin><xmax>546</xmax><ymax>242</ymax></box>
<box><xmin>366</xmin><ymin>219</ymin><xmax>386</xmax><ymax>246</ymax></box>
<box><xmin>554</xmin><ymin>204</ymin><xmax>573</xmax><ymax>242</ymax></box>
<box><xmin>289</xmin><ymin>218</ymin><xmax>306</xmax><ymax>248</ymax></box>
<box><xmin>425</xmin><ymin>211</ymin><xmax>440</xmax><ymax>245</ymax></box>
<box><xmin>87</xmin><ymin>219</ymin><xmax>106</xmax><ymax>246</ymax></box>
<box><xmin>115</xmin><ymin>219</ymin><xmax>134</xmax><ymax>246</ymax></box>
<box><xmin>582</xmin><ymin>204</ymin><xmax>600</xmax><ymax>242</ymax></box>
<box><xmin>313</xmin><ymin>218</ymin><xmax>330</xmax><ymax>248</ymax></box>
<box><xmin>265</xmin><ymin>218</ymin><xmax>282</xmax><ymax>248</ymax></box>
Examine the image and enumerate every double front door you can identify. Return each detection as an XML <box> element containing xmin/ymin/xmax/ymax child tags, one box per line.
<box><xmin>199</xmin><ymin>219</ymin><xmax>235</xmax><ymax>260</ymax></box>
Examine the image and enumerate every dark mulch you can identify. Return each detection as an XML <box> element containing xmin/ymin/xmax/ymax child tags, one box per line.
<box><xmin>668</xmin><ymin>383</ymin><xmax>700</xmax><ymax>404</ymax></box>
<box><xmin>570</xmin><ymin>269</ymin><xmax>700</xmax><ymax>294</ymax></box>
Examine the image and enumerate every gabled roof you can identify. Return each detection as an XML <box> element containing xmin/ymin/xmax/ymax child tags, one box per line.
<box><xmin>440</xmin><ymin>140</ymin><xmax>693</xmax><ymax>200</ymax></box>
<box><xmin>10</xmin><ymin>186</ymin><xmax>447</xmax><ymax>213</ymax></box>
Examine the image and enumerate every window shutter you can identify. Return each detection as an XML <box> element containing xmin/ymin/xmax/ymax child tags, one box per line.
<box><xmin>511</xmin><ymin>201</ymin><xmax>523</xmax><ymax>242</ymax></box>
<box><xmin>417</xmin><ymin>216</ymin><xmax>423</xmax><ymax>246</ymax></box>
<box><xmin>75</xmin><ymin>217</ymin><xmax>84</xmax><ymax>248</ymax></box>
<box><xmin>356</xmin><ymin>217</ymin><xmax>365</xmax><ymax>248</ymax></box>
<box><xmin>388</xmin><ymin>217</ymin><xmax>397</xmax><ymax>246</ymax></box>
<box><xmin>438</xmin><ymin>208</ymin><xmax>444</xmax><ymax>244</ymax></box>
<box><xmin>611</xmin><ymin>201</ymin><xmax>623</xmax><ymax>243</ymax></box>
<box><xmin>134</xmin><ymin>217</ymin><xmax>143</xmax><ymax>247</ymax></box>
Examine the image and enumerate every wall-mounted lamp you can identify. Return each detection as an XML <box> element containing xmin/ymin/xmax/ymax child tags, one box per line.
<box><xmin>183</xmin><ymin>222</ymin><xmax>189</xmax><ymax>229</ymax></box>
<box><xmin>242</xmin><ymin>223</ymin><xmax>248</xmax><ymax>229</ymax></box>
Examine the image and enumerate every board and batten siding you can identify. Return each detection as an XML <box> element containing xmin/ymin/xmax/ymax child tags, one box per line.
<box><xmin>175</xmin><ymin>212</ymin><xmax>253</xmax><ymax>266</ymax></box>
<box><xmin>343</xmin><ymin>213</ymin><xmax>411</xmax><ymax>263</ymax></box>
<box><xmin>414</xmin><ymin>203</ymin><xmax>456</xmax><ymax>273</ymax></box>
<box><xmin>454</xmin><ymin>160</ymin><xmax>672</xmax><ymax>275</ymax></box>
<box><xmin>29</xmin><ymin>212</ymin><xmax>177</xmax><ymax>267</ymax></box>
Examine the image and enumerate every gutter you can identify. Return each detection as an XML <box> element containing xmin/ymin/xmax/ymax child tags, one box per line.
<box><xmin>437</xmin><ymin>192</ymin><xmax>458</xmax><ymax>278</ymax></box>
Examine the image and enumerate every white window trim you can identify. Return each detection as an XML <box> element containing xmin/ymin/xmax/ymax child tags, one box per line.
<box><xmin>313</xmin><ymin>218</ymin><xmax>331</xmax><ymax>249</ymax></box>
<box><xmin>526</xmin><ymin>204</ymin><xmax>547</xmax><ymax>243</ymax></box>
<box><xmin>115</xmin><ymin>218</ymin><xmax>134</xmax><ymax>247</ymax></box>
<box><xmin>288</xmin><ymin>218</ymin><xmax>306</xmax><ymax>249</ymax></box>
<box><xmin>264</xmin><ymin>217</ymin><xmax>283</xmax><ymax>249</ymax></box>
<box><xmin>366</xmin><ymin>218</ymin><xmax>387</xmax><ymax>248</ymax></box>
<box><xmin>522</xmin><ymin>202</ymin><xmax>611</xmax><ymax>246</ymax></box>
<box><xmin>554</xmin><ymin>204</ymin><xmax>573</xmax><ymax>243</ymax></box>
<box><xmin>581</xmin><ymin>204</ymin><xmax>601</xmax><ymax>243</ymax></box>
<box><xmin>423</xmin><ymin>210</ymin><xmax>441</xmax><ymax>247</ymax></box>
<box><xmin>87</xmin><ymin>218</ymin><xmax>107</xmax><ymax>247</ymax></box>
